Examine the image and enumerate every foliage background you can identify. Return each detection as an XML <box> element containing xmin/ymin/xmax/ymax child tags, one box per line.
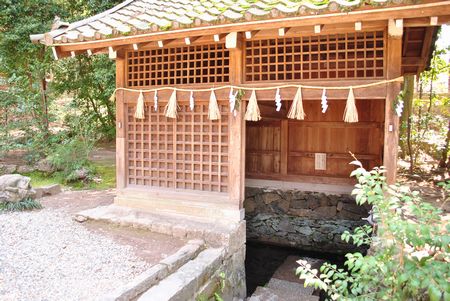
<box><xmin>0</xmin><ymin>0</ymin><xmax>121</xmax><ymax>158</ymax></box>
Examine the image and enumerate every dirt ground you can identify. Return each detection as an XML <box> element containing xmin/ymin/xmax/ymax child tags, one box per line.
<box><xmin>41</xmin><ymin>190</ymin><xmax>186</xmax><ymax>264</ymax></box>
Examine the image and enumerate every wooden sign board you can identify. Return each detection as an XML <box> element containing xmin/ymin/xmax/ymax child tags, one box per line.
<box><xmin>315</xmin><ymin>153</ymin><xmax>327</xmax><ymax>170</ymax></box>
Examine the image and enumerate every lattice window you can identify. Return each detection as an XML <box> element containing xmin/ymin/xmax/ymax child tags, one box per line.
<box><xmin>126</xmin><ymin>44</ymin><xmax>230</xmax><ymax>87</ymax></box>
<box><xmin>245</xmin><ymin>31</ymin><xmax>385</xmax><ymax>81</ymax></box>
<box><xmin>126</xmin><ymin>102</ymin><xmax>229</xmax><ymax>192</ymax></box>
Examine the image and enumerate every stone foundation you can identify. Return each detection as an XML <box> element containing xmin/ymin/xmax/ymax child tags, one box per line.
<box><xmin>245</xmin><ymin>187</ymin><xmax>370</xmax><ymax>254</ymax></box>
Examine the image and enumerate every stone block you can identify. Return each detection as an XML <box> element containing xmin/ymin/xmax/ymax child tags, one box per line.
<box><xmin>244</xmin><ymin>197</ymin><xmax>257</xmax><ymax>213</ymax></box>
<box><xmin>43</xmin><ymin>184</ymin><xmax>62</xmax><ymax>196</ymax></box>
<box><xmin>98</xmin><ymin>264</ymin><xmax>169</xmax><ymax>301</ymax></box>
<box><xmin>305</xmin><ymin>199</ymin><xmax>320</xmax><ymax>210</ymax></box>
<box><xmin>314</xmin><ymin>206</ymin><xmax>337</xmax><ymax>218</ymax></box>
<box><xmin>288</xmin><ymin>208</ymin><xmax>313</xmax><ymax>217</ymax></box>
<box><xmin>290</xmin><ymin>200</ymin><xmax>308</xmax><ymax>209</ymax></box>
<box><xmin>160</xmin><ymin>243</ymin><xmax>202</xmax><ymax>271</ymax></box>
<box><xmin>17</xmin><ymin>165</ymin><xmax>35</xmax><ymax>174</ymax></box>
<box><xmin>0</xmin><ymin>164</ymin><xmax>17</xmax><ymax>175</ymax></box>
<box><xmin>172</xmin><ymin>224</ymin><xmax>188</xmax><ymax>238</ymax></box>
<box><xmin>261</xmin><ymin>192</ymin><xmax>280</xmax><ymax>204</ymax></box>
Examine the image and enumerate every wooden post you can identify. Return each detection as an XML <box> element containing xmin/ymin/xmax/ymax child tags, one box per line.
<box><xmin>228</xmin><ymin>33</ymin><xmax>245</xmax><ymax>212</ymax></box>
<box><xmin>280</xmin><ymin>119</ymin><xmax>288</xmax><ymax>175</ymax></box>
<box><xmin>116</xmin><ymin>50</ymin><xmax>127</xmax><ymax>190</ymax></box>
<box><xmin>384</xmin><ymin>21</ymin><xmax>403</xmax><ymax>184</ymax></box>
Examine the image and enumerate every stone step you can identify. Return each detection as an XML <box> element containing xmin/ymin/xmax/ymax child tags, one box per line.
<box><xmin>272</xmin><ymin>255</ymin><xmax>325</xmax><ymax>285</ymax></box>
<box><xmin>75</xmin><ymin>204</ymin><xmax>245</xmax><ymax>247</ymax></box>
<box><xmin>137</xmin><ymin>247</ymin><xmax>225</xmax><ymax>301</ymax></box>
<box><xmin>115</xmin><ymin>187</ymin><xmax>242</xmax><ymax>223</ymax></box>
<box><xmin>267</xmin><ymin>278</ymin><xmax>314</xmax><ymax>297</ymax></box>
<box><xmin>247</xmin><ymin>286</ymin><xmax>319</xmax><ymax>301</ymax></box>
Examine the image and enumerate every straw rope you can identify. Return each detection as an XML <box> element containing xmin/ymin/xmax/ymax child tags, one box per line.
<box><xmin>109</xmin><ymin>76</ymin><xmax>404</xmax><ymax>98</ymax></box>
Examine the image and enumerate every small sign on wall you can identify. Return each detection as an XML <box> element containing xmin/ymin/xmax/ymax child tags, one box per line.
<box><xmin>315</xmin><ymin>153</ymin><xmax>327</xmax><ymax>170</ymax></box>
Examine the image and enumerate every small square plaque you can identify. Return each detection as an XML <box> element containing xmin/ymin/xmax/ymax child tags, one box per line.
<box><xmin>315</xmin><ymin>153</ymin><xmax>327</xmax><ymax>170</ymax></box>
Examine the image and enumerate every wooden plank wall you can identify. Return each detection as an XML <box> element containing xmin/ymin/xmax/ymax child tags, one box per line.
<box><xmin>246</xmin><ymin>98</ymin><xmax>385</xmax><ymax>181</ymax></box>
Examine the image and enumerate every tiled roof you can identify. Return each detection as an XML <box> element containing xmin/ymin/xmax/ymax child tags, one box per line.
<box><xmin>39</xmin><ymin>0</ymin><xmax>396</xmax><ymax>44</ymax></box>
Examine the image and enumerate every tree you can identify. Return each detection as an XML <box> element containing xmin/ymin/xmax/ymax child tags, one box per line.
<box><xmin>0</xmin><ymin>0</ymin><xmax>122</xmax><ymax>155</ymax></box>
<box><xmin>51</xmin><ymin>54</ymin><xmax>116</xmax><ymax>139</ymax></box>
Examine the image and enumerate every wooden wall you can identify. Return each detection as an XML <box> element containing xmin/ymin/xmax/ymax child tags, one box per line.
<box><xmin>120</xmin><ymin>29</ymin><xmax>389</xmax><ymax>191</ymax></box>
<box><xmin>246</xmin><ymin>98</ymin><xmax>385</xmax><ymax>181</ymax></box>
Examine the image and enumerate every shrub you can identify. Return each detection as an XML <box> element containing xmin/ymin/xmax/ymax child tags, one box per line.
<box><xmin>47</xmin><ymin>115</ymin><xmax>98</xmax><ymax>183</ymax></box>
<box><xmin>296</xmin><ymin>162</ymin><xmax>450</xmax><ymax>301</ymax></box>
<box><xmin>0</xmin><ymin>198</ymin><xmax>43</xmax><ymax>212</ymax></box>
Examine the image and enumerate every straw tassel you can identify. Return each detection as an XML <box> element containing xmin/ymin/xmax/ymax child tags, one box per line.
<box><xmin>134</xmin><ymin>90</ymin><xmax>145</xmax><ymax>119</ymax></box>
<box><xmin>343</xmin><ymin>87</ymin><xmax>358</xmax><ymax>123</ymax></box>
<box><xmin>245</xmin><ymin>90</ymin><xmax>261</xmax><ymax>121</ymax></box>
<box><xmin>208</xmin><ymin>90</ymin><xmax>221</xmax><ymax>120</ymax></box>
<box><xmin>164</xmin><ymin>90</ymin><xmax>178</xmax><ymax>119</ymax></box>
<box><xmin>287</xmin><ymin>87</ymin><xmax>305</xmax><ymax>120</ymax></box>
<box><xmin>109</xmin><ymin>90</ymin><xmax>116</xmax><ymax>102</ymax></box>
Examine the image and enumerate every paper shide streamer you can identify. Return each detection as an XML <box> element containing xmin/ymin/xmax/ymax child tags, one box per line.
<box><xmin>189</xmin><ymin>91</ymin><xmax>195</xmax><ymax>111</ymax></box>
<box><xmin>321</xmin><ymin>89</ymin><xmax>328</xmax><ymax>113</ymax></box>
<box><xmin>275</xmin><ymin>88</ymin><xmax>282</xmax><ymax>112</ymax></box>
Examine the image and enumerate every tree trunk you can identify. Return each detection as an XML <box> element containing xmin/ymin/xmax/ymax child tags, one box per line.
<box><xmin>400</xmin><ymin>75</ymin><xmax>414</xmax><ymax>159</ymax></box>
<box><xmin>439</xmin><ymin>119</ymin><xmax>450</xmax><ymax>169</ymax></box>
<box><xmin>40</xmin><ymin>77</ymin><xmax>50</xmax><ymax>136</ymax></box>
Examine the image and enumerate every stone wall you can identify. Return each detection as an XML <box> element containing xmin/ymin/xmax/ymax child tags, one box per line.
<box><xmin>245</xmin><ymin>187</ymin><xmax>370</xmax><ymax>254</ymax></box>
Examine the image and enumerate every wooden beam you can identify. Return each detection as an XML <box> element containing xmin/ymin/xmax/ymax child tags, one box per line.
<box><xmin>430</xmin><ymin>16</ymin><xmax>438</xmax><ymax>25</ymax></box>
<box><xmin>384</xmin><ymin>21</ymin><xmax>403</xmax><ymax>184</ymax></box>
<box><xmin>314</xmin><ymin>24</ymin><xmax>322</xmax><ymax>34</ymax></box>
<box><xmin>56</xmin><ymin>1</ymin><xmax>450</xmax><ymax>52</ymax></box>
<box><xmin>404</xmin><ymin>15</ymin><xmax>450</xmax><ymax>27</ymax></box>
<box><xmin>115</xmin><ymin>50</ymin><xmax>127</xmax><ymax>190</ymax></box>
<box><xmin>388</xmin><ymin>18</ymin><xmax>403</xmax><ymax>37</ymax></box>
<box><xmin>280</xmin><ymin>119</ymin><xmax>288</xmax><ymax>175</ymax></box>
<box><xmin>52</xmin><ymin>47</ymin><xmax>59</xmax><ymax>60</ymax></box>
<box><xmin>108</xmin><ymin>46</ymin><xmax>117</xmax><ymax>59</ymax></box>
<box><xmin>184</xmin><ymin>36</ymin><xmax>200</xmax><ymax>45</ymax></box>
<box><xmin>226</xmin><ymin>32</ymin><xmax>238</xmax><ymax>49</ymax></box>
<box><xmin>278</xmin><ymin>27</ymin><xmax>289</xmax><ymax>36</ymax></box>
<box><xmin>228</xmin><ymin>32</ymin><xmax>245</xmax><ymax>211</ymax></box>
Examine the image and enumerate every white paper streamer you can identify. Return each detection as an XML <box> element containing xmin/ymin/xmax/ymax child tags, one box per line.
<box><xmin>275</xmin><ymin>88</ymin><xmax>282</xmax><ymax>112</ymax></box>
<box><xmin>229</xmin><ymin>87</ymin><xmax>238</xmax><ymax>116</ymax></box>
<box><xmin>321</xmin><ymin>89</ymin><xmax>328</xmax><ymax>113</ymax></box>
<box><xmin>229</xmin><ymin>87</ymin><xmax>236</xmax><ymax>112</ymax></box>
<box><xmin>189</xmin><ymin>91</ymin><xmax>195</xmax><ymax>111</ymax></box>
<box><xmin>153</xmin><ymin>90</ymin><xmax>158</xmax><ymax>112</ymax></box>
<box><xmin>395</xmin><ymin>99</ymin><xmax>404</xmax><ymax>117</ymax></box>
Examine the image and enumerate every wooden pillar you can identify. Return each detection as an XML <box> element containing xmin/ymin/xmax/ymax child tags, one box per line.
<box><xmin>384</xmin><ymin>20</ymin><xmax>403</xmax><ymax>184</ymax></box>
<box><xmin>116</xmin><ymin>50</ymin><xmax>127</xmax><ymax>190</ymax></box>
<box><xmin>280</xmin><ymin>119</ymin><xmax>288</xmax><ymax>175</ymax></box>
<box><xmin>228</xmin><ymin>33</ymin><xmax>245</xmax><ymax>211</ymax></box>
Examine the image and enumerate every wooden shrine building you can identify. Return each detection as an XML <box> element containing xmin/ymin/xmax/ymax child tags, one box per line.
<box><xmin>32</xmin><ymin>0</ymin><xmax>450</xmax><ymax>223</ymax></box>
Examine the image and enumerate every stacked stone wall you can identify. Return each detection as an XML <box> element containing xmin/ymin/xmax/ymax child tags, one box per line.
<box><xmin>245</xmin><ymin>187</ymin><xmax>370</xmax><ymax>254</ymax></box>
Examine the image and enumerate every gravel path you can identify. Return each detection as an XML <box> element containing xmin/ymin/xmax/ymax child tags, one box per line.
<box><xmin>0</xmin><ymin>209</ymin><xmax>150</xmax><ymax>301</ymax></box>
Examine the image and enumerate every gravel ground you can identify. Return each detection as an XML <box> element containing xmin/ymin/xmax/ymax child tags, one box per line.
<box><xmin>0</xmin><ymin>209</ymin><xmax>150</xmax><ymax>301</ymax></box>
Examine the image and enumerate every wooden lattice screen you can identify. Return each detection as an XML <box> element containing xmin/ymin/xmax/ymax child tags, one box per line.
<box><xmin>126</xmin><ymin>101</ymin><xmax>229</xmax><ymax>192</ymax></box>
<box><xmin>245</xmin><ymin>31</ymin><xmax>385</xmax><ymax>81</ymax></box>
<box><xmin>126</xmin><ymin>44</ymin><xmax>230</xmax><ymax>87</ymax></box>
